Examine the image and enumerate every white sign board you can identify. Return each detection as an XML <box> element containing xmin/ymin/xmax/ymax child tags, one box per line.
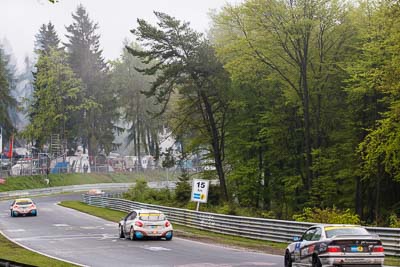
<box><xmin>191</xmin><ymin>179</ymin><xmax>209</xmax><ymax>203</ymax></box>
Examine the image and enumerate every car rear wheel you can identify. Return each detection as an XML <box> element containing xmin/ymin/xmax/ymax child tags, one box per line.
<box><xmin>119</xmin><ymin>225</ymin><xmax>125</xmax><ymax>238</ymax></box>
<box><xmin>165</xmin><ymin>231</ymin><xmax>173</xmax><ymax>241</ymax></box>
<box><xmin>129</xmin><ymin>227</ymin><xmax>135</xmax><ymax>241</ymax></box>
<box><xmin>284</xmin><ymin>251</ymin><xmax>292</xmax><ymax>267</ymax></box>
<box><xmin>312</xmin><ymin>255</ymin><xmax>322</xmax><ymax>267</ymax></box>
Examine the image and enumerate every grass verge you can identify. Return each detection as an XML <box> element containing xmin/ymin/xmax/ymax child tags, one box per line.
<box><xmin>0</xmin><ymin>171</ymin><xmax>176</xmax><ymax>192</ymax></box>
<box><xmin>0</xmin><ymin>231</ymin><xmax>77</xmax><ymax>267</ymax></box>
<box><xmin>59</xmin><ymin>201</ymin><xmax>400</xmax><ymax>266</ymax></box>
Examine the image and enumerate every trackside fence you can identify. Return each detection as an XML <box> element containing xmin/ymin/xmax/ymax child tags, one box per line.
<box><xmin>82</xmin><ymin>195</ymin><xmax>400</xmax><ymax>257</ymax></box>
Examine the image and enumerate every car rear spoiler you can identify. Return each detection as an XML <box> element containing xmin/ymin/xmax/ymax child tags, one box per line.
<box><xmin>332</xmin><ymin>234</ymin><xmax>380</xmax><ymax>240</ymax></box>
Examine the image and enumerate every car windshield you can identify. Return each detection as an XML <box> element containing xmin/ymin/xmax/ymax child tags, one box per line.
<box><xmin>325</xmin><ymin>227</ymin><xmax>369</xmax><ymax>238</ymax></box>
<box><xmin>16</xmin><ymin>201</ymin><xmax>32</xmax><ymax>205</ymax></box>
<box><xmin>139</xmin><ymin>213</ymin><xmax>165</xmax><ymax>221</ymax></box>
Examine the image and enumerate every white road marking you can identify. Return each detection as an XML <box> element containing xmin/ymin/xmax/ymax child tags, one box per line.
<box><xmin>0</xmin><ymin>229</ymin><xmax>88</xmax><ymax>267</ymax></box>
<box><xmin>38</xmin><ymin>207</ymin><xmax>53</xmax><ymax>212</ymax></box>
<box><xmin>80</xmin><ymin>226</ymin><xmax>100</xmax><ymax>230</ymax></box>
<box><xmin>143</xmin><ymin>246</ymin><xmax>171</xmax><ymax>251</ymax></box>
<box><xmin>7</xmin><ymin>229</ymin><xmax>26</xmax><ymax>232</ymax></box>
<box><xmin>79</xmin><ymin>226</ymin><xmax>106</xmax><ymax>230</ymax></box>
<box><xmin>53</xmin><ymin>224</ymin><xmax>70</xmax><ymax>227</ymax></box>
<box><xmin>14</xmin><ymin>233</ymin><xmax>116</xmax><ymax>242</ymax></box>
<box><xmin>100</xmin><ymin>234</ymin><xmax>115</xmax><ymax>240</ymax></box>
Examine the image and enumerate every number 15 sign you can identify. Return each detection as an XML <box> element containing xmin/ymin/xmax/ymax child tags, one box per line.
<box><xmin>191</xmin><ymin>179</ymin><xmax>209</xmax><ymax>203</ymax></box>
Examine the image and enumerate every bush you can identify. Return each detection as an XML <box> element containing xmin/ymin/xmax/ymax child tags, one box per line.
<box><xmin>214</xmin><ymin>203</ymin><xmax>237</xmax><ymax>215</ymax></box>
<box><xmin>174</xmin><ymin>172</ymin><xmax>191</xmax><ymax>204</ymax></box>
<box><xmin>123</xmin><ymin>178</ymin><xmax>172</xmax><ymax>204</ymax></box>
<box><xmin>123</xmin><ymin>178</ymin><xmax>149</xmax><ymax>202</ymax></box>
<box><xmin>207</xmin><ymin>184</ymin><xmax>221</xmax><ymax>205</ymax></box>
<box><xmin>293</xmin><ymin>207</ymin><xmax>361</xmax><ymax>224</ymax></box>
<box><xmin>388</xmin><ymin>214</ymin><xmax>400</xmax><ymax>228</ymax></box>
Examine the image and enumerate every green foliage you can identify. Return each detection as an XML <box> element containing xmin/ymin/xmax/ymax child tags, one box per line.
<box><xmin>345</xmin><ymin>1</ymin><xmax>400</xmax><ymax>222</ymax></box>
<box><xmin>10</xmin><ymin>1</ymin><xmax>400</xmax><ymax>228</ymax></box>
<box><xmin>388</xmin><ymin>214</ymin><xmax>400</xmax><ymax>228</ymax></box>
<box><xmin>34</xmin><ymin>22</ymin><xmax>60</xmax><ymax>54</ymax></box>
<box><xmin>128</xmin><ymin>12</ymin><xmax>232</xmax><ymax>201</ymax></box>
<box><xmin>0</xmin><ymin>45</ymin><xmax>17</xmax><ymax>137</ymax></box>
<box><xmin>110</xmin><ymin>42</ymin><xmax>161</xmax><ymax>158</ymax></box>
<box><xmin>24</xmin><ymin>49</ymin><xmax>85</xmax><ymax>147</ymax></box>
<box><xmin>174</xmin><ymin>172</ymin><xmax>191</xmax><ymax>204</ymax></box>
<box><xmin>161</xmin><ymin>147</ymin><xmax>175</xmax><ymax>168</ymax></box>
<box><xmin>293</xmin><ymin>207</ymin><xmax>361</xmax><ymax>225</ymax></box>
<box><xmin>64</xmin><ymin>5</ymin><xmax>118</xmax><ymax>155</ymax></box>
<box><xmin>214</xmin><ymin>203</ymin><xmax>238</xmax><ymax>215</ymax></box>
<box><xmin>123</xmin><ymin>178</ymin><xmax>172</xmax><ymax>204</ymax></box>
<box><xmin>123</xmin><ymin>178</ymin><xmax>149</xmax><ymax>203</ymax></box>
<box><xmin>210</xmin><ymin>0</ymin><xmax>359</xmax><ymax>220</ymax></box>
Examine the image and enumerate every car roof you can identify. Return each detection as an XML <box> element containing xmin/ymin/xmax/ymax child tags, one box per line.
<box><xmin>15</xmin><ymin>198</ymin><xmax>33</xmax><ymax>202</ymax></box>
<box><xmin>134</xmin><ymin>209</ymin><xmax>163</xmax><ymax>214</ymax></box>
<box><xmin>309</xmin><ymin>224</ymin><xmax>363</xmax><ymax>229</ymax></box>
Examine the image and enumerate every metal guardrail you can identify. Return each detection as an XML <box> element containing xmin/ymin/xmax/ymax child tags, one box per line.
<box><xmin>82</xmin><ymin>195</ymin><xmax>400</xmax><ymax>257</ymax></box>
<box><xmin>0</xmin><ymin>181</ymin><xmax>176</xmax><ymax>200</ymax></box>
<box><xmin>0</xmin><ymin>183</ymin><xmax>134</xmax><ymax>200</ymax></box>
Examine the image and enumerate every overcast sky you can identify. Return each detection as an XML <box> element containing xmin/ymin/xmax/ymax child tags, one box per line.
<box><xmin>0</xmin><ymin>0</ymin><xmax>241</xmax><ymax>72</ymax></box>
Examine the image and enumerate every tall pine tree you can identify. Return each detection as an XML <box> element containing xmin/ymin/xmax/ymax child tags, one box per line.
<box><xmin>25</xmin><ymin>49</ymin><xmax>85</xmax><ymax>149</ymax></box>
<box><xmin>0</xmin><ymin>45</ymin><xmax>17</xmax><ymax>140</ymax></box>
<box><xmin>28</xmin><ymin>22</ymin><xmax>62</xmax><ymax>148</ymax></box>
<box><xmin>64</xmin><ymin>5</ymin><xmax>118</xmax><ymax>156</ymax></box>
<box><xmin>34</xmin><ymin>22</ymin><xmax>60</xmax><ymax>55</ymax></box>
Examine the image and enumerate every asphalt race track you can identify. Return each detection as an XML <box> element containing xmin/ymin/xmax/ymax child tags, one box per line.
<box><xmin>0</xmin><ymin>194</ymin><xmax>283</xmax><ymax>267</ymax></box>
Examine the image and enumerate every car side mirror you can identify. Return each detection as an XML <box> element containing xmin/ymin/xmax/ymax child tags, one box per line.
<box><xmin>293</xmin><ymin>236</ymin><xmax>301</xmax><ymax>242</ymax></box>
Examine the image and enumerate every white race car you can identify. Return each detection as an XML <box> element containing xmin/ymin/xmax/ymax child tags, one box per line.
<box><xmin>118</xmin><ymin>209</ymin><xmax>173</xmax><ymax>241</ymax></box>
<box><xmin>10</xmin><ymin>198</ymin><xmax>38</xmax><ymax>217</ymax></box>
<box><xmin>285</xmin><ymin>224</ymin><xmax>384</xmax><ymax>267</ymax></box>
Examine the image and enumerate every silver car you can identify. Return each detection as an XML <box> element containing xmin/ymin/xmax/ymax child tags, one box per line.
<box><xmin>284</xmin><ymin>224</ymin><xmax>384</xmax><ymax>267</ymax></box>
<box><xmin>118</xmin><ymin>209</ymin><xmax>173</xmax><ymax>241</ymax></box>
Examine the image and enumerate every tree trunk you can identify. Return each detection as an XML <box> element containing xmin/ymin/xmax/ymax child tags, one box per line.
<box><xmin>355</xmin><ymin>176</ymin><xmax>363</xmax><ymax>219</ymax></box>
<box><xmin>301</xmin><ymin>63</ymin><xmax>313</xmax><ymax>191</ymax></box>
<box><xmin>136</xmin><ymin>115</ymin><xmax>141</xmax><ymax>169</ymax></box>
<box><xmin>200</xmin><ymin>91</ymin><xmax>229</xmax><ymax>202</ymax></box>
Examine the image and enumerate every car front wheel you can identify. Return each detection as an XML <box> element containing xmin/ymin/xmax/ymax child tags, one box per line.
<box><xmin>284</xmin><ymin>251</ymin><xmax>292</xmax><ymax>267</ymax></box>
<box><xmin>119</xmin><ymin>225</ymin><xmax>125</xmax><ymax>238</ymax></box>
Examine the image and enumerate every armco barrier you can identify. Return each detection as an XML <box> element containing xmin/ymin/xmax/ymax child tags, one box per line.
<box><xmin>0</xmin><ymin>181</ymin><xmax>175</xmax><ymax>200</ymax></box>
<box><xmin>0</xmin><ymin>183</ymin><xmax>134</xmax><ymax>200</ymax></box>
<box><xmin>82</xmin><ymin>195</ymin><xmax>400</xmax><ymax>257</ymax></box>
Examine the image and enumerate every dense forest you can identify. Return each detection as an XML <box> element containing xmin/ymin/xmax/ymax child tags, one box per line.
<box><xmin>1</xmin><ymin>0</ymin><xmax>400</xmax><ymax>226</ymax></box>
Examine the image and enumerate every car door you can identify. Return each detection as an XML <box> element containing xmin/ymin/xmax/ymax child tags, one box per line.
<box><xmin>294</xmin><ymin>228</ymin><xmax>317</xmax><ymax>264</ymax></box>
<box><xmin>300</xmin><ymin>227</ymin><xmax>322</xmax><ymax>265</ymax></box>
<box><xmin>123</xmin><ymin>211</ymin><xmax>137</xmax><ymax>234</ymax></box>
